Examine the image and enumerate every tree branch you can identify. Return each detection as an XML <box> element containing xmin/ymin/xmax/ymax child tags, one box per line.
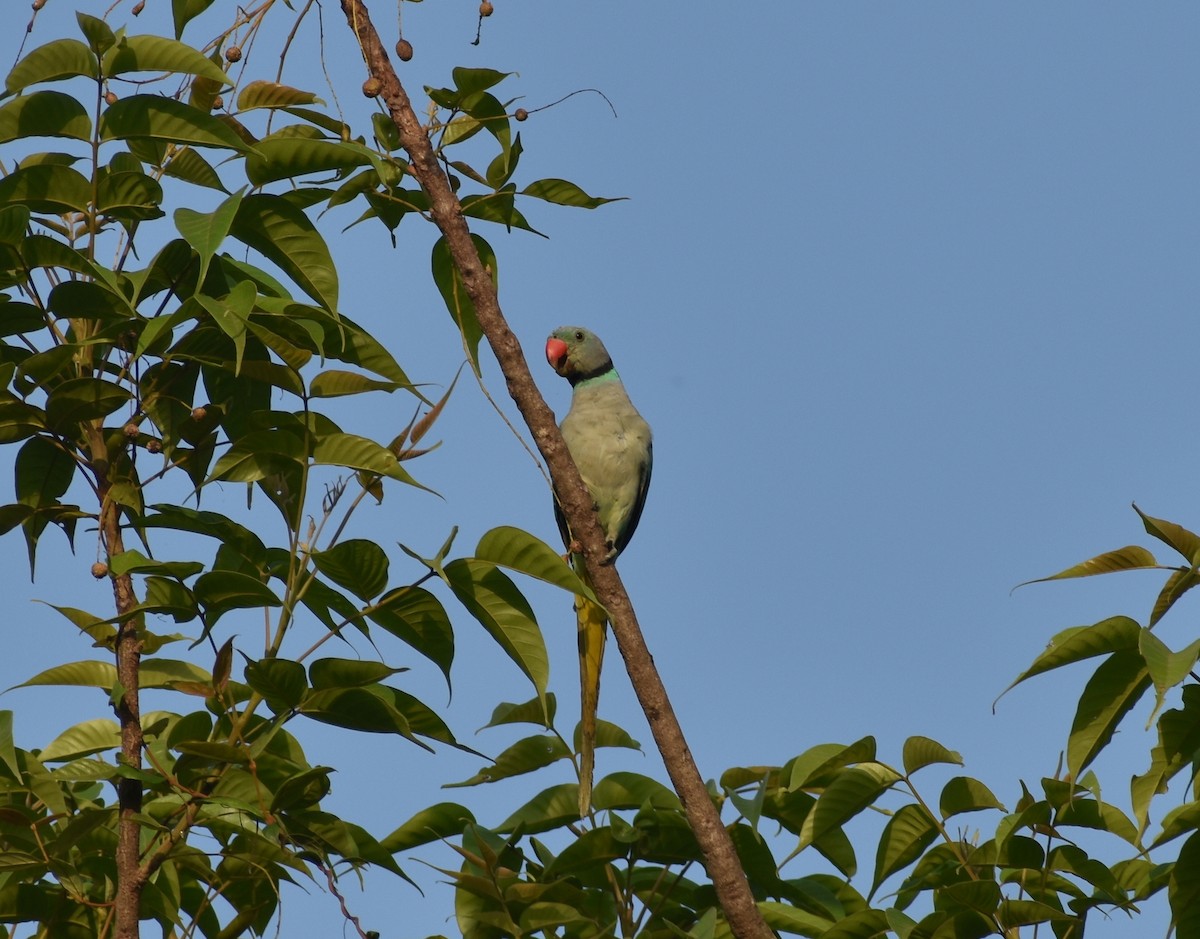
<box><xmin>337</xmin><ymin>4</ymin><xmax>773</xmax><ymax>937</ymax></box>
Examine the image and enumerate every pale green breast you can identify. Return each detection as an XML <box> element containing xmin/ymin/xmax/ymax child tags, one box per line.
<box><xmin>560</xmin><ymin>379</ymin><xmax>653</xmax><ymax>555</ymax></box>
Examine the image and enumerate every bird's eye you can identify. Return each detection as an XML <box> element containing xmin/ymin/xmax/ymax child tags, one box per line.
<box><xmin>574</xmin><ymin>330</ymin><xmax>584</xmax><ymax>341</ymax></box>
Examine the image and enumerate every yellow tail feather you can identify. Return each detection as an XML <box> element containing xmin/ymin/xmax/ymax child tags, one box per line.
<box><xmin>576</xmin><ymin>590</ymin><xmax>607</xmax><ymax>817</ymax></box>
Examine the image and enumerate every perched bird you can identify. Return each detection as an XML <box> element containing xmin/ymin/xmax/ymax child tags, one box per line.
<box><xmin>545</xmin><ymin>326</ymin><xmax>652</xmax><ymax>816</ymax></box>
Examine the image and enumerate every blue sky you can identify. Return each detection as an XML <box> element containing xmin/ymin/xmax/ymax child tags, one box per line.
<box><xmin>2</xmin><ymin>3</ymin><xmax>1197</xmax><ymax>936</ymax></box>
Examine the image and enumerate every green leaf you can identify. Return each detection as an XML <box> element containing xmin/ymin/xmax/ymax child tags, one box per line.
<box><xmin>461</xmin><ymin>190</ymin><xmax>546</xmax><ymax>237</ymax></box>
<box><xmin>319</xmin><ymin>311</ymin><xmax>413</xmax><ymax>385</ymax></box>
<box><xmin>0</xmin><ymin>164</ymin><xmax>91</xmax><ymax>214</ymax></box>
<box><xmin>0</xmin><ymin>711</ymin><xmax>18</xmax><ymax>779</ymax></box>
<box><xmin>787</xmin><ymin>737</ymin><xmax>877</xmax><ymax>789</ymax></box>
<box><xmin>588</xmin><ymin>719</ymin><xmax>641</xmax><ymax>753</ymax></box>
<box><xmin>41</xmin><ymin>718</ymin><xmax>120</xmax><ymax>761</ymax></box>
<box><xmin>382</xmin><ymin>801</ymin><xmax>475</xmax><ymax>852</ymax></box>
<box><xmin>101</xmin><ymin>95</ymin><xmax>248</xmax><ymax>151</ymax></box>
<box><xmin>310</xmin><ymin>539</ymin><xmax>388</xmax><ymax>602</ymax></box>
<box><xmin>6</xmin><ymin>39</ymin><xmax>97</xmax><ymax>93</ymax></box>
<box><xmin>901</xmin><ymin>736</ymin><xmax>963</xmax><ymax>775</ymax></box>
<box><xmin>313</xmin><ymin>433</ymin><xmax>423</xmax><ymax>487</ymax></box>
<box><xmin>1000</xmin><ymin>616</ymin><xmax>1141</xmax><ymax>697</ymax></box>
<box><xmin>809</xmin><ymin>909</ymin><xmax>889</xmax><ymax>939</ymax></box>
<box><xmin>1016</xmin><ymin>545</ymin><xmax>1159</xmax><ymax>587</ymax></box>
<box><xmin>197</xmin><ymin>280</ymin><xmax>256</xmax><ymax>374</ymax></box>
<box><xmin>1148</xmin><ymin>565</ymin><xmax>1200</xmax><ymax>629</ymax></box>
<box><xmin>452</xmin><ymin>67</ymin><xmax>513</xmax><ymax>96</ymax></box>
<box><xmin>244</xmin><ymin>657</ymin><xmax>307</xmax><ymax>713</ymax></box>
<box><xmin>1141</xmin><ymin>630</ymin><xmax>1200</xmax><ymax>708</ymax></box>
<box><xmin>270</xmin><ymin>766</ymin><xmax>333</xmax><ymax>812</ymax></box>
<box><xmin>245</xmin><ymin>136</ymin><xmax>370</xmax><ymax>185</ymax></box>
<box><xmin>496</xmin><ymin>783</ymin><xmax>585</xmax><ymax>834</ymax></box>
<box><xmin>521</xmin><ymin>177</ymin><xmax>624</xmax><ymax>209</ymax></box>
<box><xmin>444</xmin><ymin>558</ymin><xmax>548</xmax><ymax>708</ymax></box>
<box><xmin>1154</xmin><ymin>801</ymin><xmax>1200</xmax><ymax>850</ymax></box>
<box><xmin>485</xmin><ymin>130</ymin><xmax>523</xmax><ymax>189</ymax></box>
<box><xmin>140</xmin><ymin>503</ymin><xmax>266</xmax><ymax>566</ymax></box>
<box><xmin>174</xmin><ymin>740</ymin><xmax>248</xmax><ymax>763</ymax></box>
<box><xmin>14</xmin><ymin>436</ymin><xmax>74</xmax><ymax>508</ymax></box>
<box><xmin>142</xmin><ymin>658</ymin><xmax>213</xmax><ymax>689</ymax></box>
<box><xmin>871</xmin><ymin>803</ymin><xmax>939</xmax><ymax>897</ymax></box>
<box><xmin>12</xmin><ymin>660</ymin><xmax>117</xmax><ymax>690</ymax></box>
<box><xmin>299</xmin><ymin>685</ymin><xmax>425</xmax><ymax>748</ymax></box>
<box><xmin>939</xmin><ymin>776</ymin><xmax>1006</xmax><ymax>818</ymax></box>
<box><xmin>140</xmin><ymin>576</ymin><xmax>199</xmax><ymax>622</ymax></box>
<box><xmin>207</xmin><ymin>429</ymin><xmax>305</xmax><ymax>482</ymax></box>
<box><xmin>0</xmin><ymin>400</ymin><xmax>45</xmax><ymax>443</ymax></box>
<box><xmin>109</xmin><ymin>549</ymin><xmax>204</xmax><ymax>579</ymax></box>
<box><xmin>0</xmin><ymin>91</ymin><xmax>91</xmax><ymax>143</ymax></box>
<box><xmin>192</xmin><ymin>570</ymin><xmax>281</xmax><ymax>626</ymax></box>
<box><xmin>431</xmin><ymin>234</ymin><xmax>493</xmax><ymax>373</ymax></box>
<box><xmin>309</xmin><ymin>370</ymin><xmax>404</xmax><ymax>397</ymax></box>
<box><xmin>1067</xmin><ymin>650</ymin><xmax>1151</xmax><ymax>777</ymax></box>
<box><xmin>172</xmin><ymin>0</ymin><xmax>217</xmax><ymax>39</ymax></box>
<box><xmin>1053</xmin><ymin>798</ymin><xmax>1139</xmax><ymax>846</ymax></box>
<box><xmin>483</xmin><ymin>695</ymin><xmax>557</xmax><ymax>730</ymax></box>
<box><xmin>231</xmin><ymin>193</ymin><xmax>338</xmax><ymax>312</ymax></box>
<box><xmin>162</xmin><ymin>145</ymin><xmax>226</xmax><ymax>192</ymax></box>
<box><xmin>758</xmin><ymin>901</ymin><xmax>837</xmax><ymax>936</ymax></box>
<box><xmin>101</xmin><ymin>34</ymin><xmax>231</xmax><ymax>84</ymax></box>
<box><xmin>236</xmin><ymin>80</ymin><xmax>322</xmax><ymax>111</ymax></box>
<box><xmin>368</xmin><ymin>586</ymin><xmax>455</xmax><ymax>684</ymax></box>
<box><xmin>47</xmin><ymin>279</ymin><xmax>134</xmax><ymax>321</ymax></box>
<box><xmin>75</xmin><ymin>12</ymin><xmax>116</xmax><ymax>54</ymax></box>
<box><xmin>309</xmin><ymin>658</ymin><xmax>403</xmax><ymax>690</ymax></box>
<box><xmin>175</xmin><ymin>189</ymin><xmax>244</xmax><ymax>288</ymax></box>
<box><xmin>371</xmin><ymin>111</ymin><xmax>401</xmax><ymax>151</ymax></box>
<box><xmin>799</xmin><ymin>763</ymin><xmax>901</xmax><ymax>849</ymax></box>
<box><xmin>997</xmin><ymin>899</ymin><xmax>1078</xmax><ymax>930</ymax></box>
<box><xmin>475</xmin><ymin>526</ymin><xmax>595</xmax><ymax>600</ymax></box>
<box><xmin>38</xmin><ymin>602</ymin><xmax>116</xmax><ymax>648</ymax></box>
<box><xmin>1135</xmin><ymin>504</ymin><xmax>1200</xmax><ymax>564</ymax></box>
<box><xmin>593</xmin><ymin>771</ymin><xmax>682</xmax><ymax>811</ymax></box>
<box><xmin>45</xmin><ymin>377</ymin><xmax>133</xmax><ymax>430</ymax></box>
<box><xmin>448</xmin><ymin>734</ymin><xmax>570</xmax><ymax>787</ymax></box>
<box><xmin>0</xmin><ymin>206</ymin><xmax>31</xmax><ymax>245</ymax></box>
<box><xmin>21</xmin><ymin>235</ymin><xmax>94</xmax><ymax>277</ymax></box>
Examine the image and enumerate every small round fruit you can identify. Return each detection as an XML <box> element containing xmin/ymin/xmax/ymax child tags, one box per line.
<box><xmin>212</xmin><ymin>96</ymin><xmax>224</xmax><ymax>110</ymax></box>
<box><xmin>104</xmin><ymin>91</ymin><xmax>118</xmax><ymax>105</ymax></box>
<box><xmin>91</xmin><ymin>562</ymin><xmax>109</xmax><ymax>579</ymax></box>
<box><xmin>191</xmin><ymin>406</ymin><xmax>208</xmax><ymax>421</ymax></box>
<box><xmin>362</xmin><ymin>77</ymin><xmax>382</xmax><ymax>98</ymax></box>
<box><xmin>514</xmin><ymin>107</ymin><xmax>528</xmax><ymax>122</ymax></box>
<box><xmin>479</xmin><ymin>1</ymin><xmax>494</xmax><ymax>15</ymax></box>
<box><xmin>146</xmin><ymin>439</ymin><xmax>163</xmax><ymax>454</ymax></box>
<box><xmin>396</xmin><ymin>38</ymin><xmax>413</xmax><ymax>61</ymax></box>
<box><xmin>123</xmin><ymin>422</ymin><xmax>139</xmax><ymax>438</ymax></box>
<box><xmin>225</xmin><ymin>45</ymin><xmax>242</xmax><ymax>63</ymax></box>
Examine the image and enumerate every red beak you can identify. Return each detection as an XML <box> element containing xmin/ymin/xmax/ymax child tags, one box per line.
<box><xmin>546</xmin><ymin>337</ymin><xmax>569</xmax><ymax>373</ymax></box>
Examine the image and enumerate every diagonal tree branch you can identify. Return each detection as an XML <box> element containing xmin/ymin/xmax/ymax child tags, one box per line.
<box><xmin>337</xmin><ymin>4</ymin><xmax>773</xmax><ymax>938</ymax></box>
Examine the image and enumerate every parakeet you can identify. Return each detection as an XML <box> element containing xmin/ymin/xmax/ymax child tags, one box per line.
<box><xmin>545</xmin><ymin>326</ymin><xmax>653</xmax><ymax>816</ymax></box>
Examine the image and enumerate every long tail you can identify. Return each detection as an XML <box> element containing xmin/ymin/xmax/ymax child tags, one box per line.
<box><xmin>575</xmin><ymin>569</ymin><xmax>607</xmax><ymax>817</ymax></box>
